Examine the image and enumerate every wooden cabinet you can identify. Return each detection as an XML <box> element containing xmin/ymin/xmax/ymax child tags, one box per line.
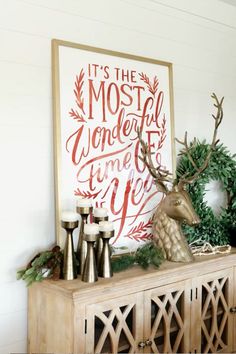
<box><xmin>28</xmin><ymin>250</ymin><xmax>236</xmax><ymax>354</ymax></box>
<box><xmin>85</xmin><ymin>293</ymin><xmax>143</xmax><ymax>353</ymax></box>
<box><xmin>143</xmin><ymin>279</ymin><xmax>192</xmax><ymax>353</ymax></box>
<box><xmin>192</xmin><ymin>268</ymin><xmax>234</xmax><ymax>353</ymax></box>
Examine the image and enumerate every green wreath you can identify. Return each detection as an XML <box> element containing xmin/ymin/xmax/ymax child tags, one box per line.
<box><xmin>177</xmin><ymin>141</ymin><xmax>236</xmax><ymax>245</ymax></box>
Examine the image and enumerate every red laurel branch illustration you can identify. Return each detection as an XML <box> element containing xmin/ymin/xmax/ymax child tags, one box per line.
<box><xmin>74</xmin><ymin>188</ymin><xmax>101</xmax><ymax>199</ymax></box>
<box><xmin>69</xmin><ymin>69</ymin><xmax>86</xmax><ymax>122</ymax></box>
<box><xmin>125</xmin><ymin>218</ymin><xmax>153</xmax><ymax>242</ymax></box>
<box><xmin>157</xmin><ymin>115</ymin><xmax>167</xmax><ymax>150</ymax></box>
<box><xmin>139</xmin><ymin>72</ymin><xmax>159</xmax><ymax>97</ymax></box>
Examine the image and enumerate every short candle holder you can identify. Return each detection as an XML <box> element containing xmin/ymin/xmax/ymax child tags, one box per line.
<box><xmin>98</xmin><ymin>229</ymin><xmax>115</xmax><ymax>278</ymax></box>
<box><xmin>61</xmin><ymin>220</ymin><xmax>78</xmax><ymax>280</ymax></box>
<box><xmin>76</xmin><ymin>206</ymin><xmax>93</xmax><ymax>275</ymax></box>
<box><xmin>82</xmin><ymin>231</ymin><xmax>99</xmax><ymax>283</ymax></box>
<box><xmin>94</xmin><ymin>215</ymin><xmax>108</xmax><ymax>264</ymax></box>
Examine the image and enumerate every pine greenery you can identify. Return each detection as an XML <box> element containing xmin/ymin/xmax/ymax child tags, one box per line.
<box><xmin>17</xmin><ymin>246</ymin><xmax>63</xmax><ymax>286</ymax></box>
<box><xmin>111</xmin><ymin>242</ymin><xmax>164</xmax><ymax>272</ymax></box>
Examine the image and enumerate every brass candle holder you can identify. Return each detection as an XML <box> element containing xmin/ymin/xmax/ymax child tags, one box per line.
<box><xmin>94</xmin><ymin>215</ymin><xmax>108</xmax><ymax>264</ymax></box>
<box><xmin>82</xmin><ymin>231</ymin><xmax>99</xmax><ymax>283</ymax></box>
<box><xmin>76</xmin><ymin>206</ymin><xmax>93</xmax><ymax>275</ymax></box>
<box><xmin>61</xmin><ymin>220</ymin><xmax>78</xmax><ymax>280</ymax></box>
<box><xmin>98</xmin><ymin>230</ymin><xmax>115</xmax><ymax>278</ymax></box>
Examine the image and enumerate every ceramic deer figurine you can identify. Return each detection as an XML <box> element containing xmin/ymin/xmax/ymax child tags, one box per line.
<box><xmin>138</xmin><ymin>93</ymin><xmax>224</xmax><ymax>262</ymax></box>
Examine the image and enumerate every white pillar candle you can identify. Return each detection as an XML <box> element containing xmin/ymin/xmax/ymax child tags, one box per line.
<box><xmin>93</xmin><ymin>207</ymin><xmax>108</xmax><ymax>218</ymax></box>
<box><xmin>99</xmin><ymin>221</ymin><xmax>114</xmax><ymax>232</ymax></box>
<box><xmin>61</xmin><ymin>211</ymin><xmax>78</xmax><ymax>222</ymax></box>
<box><xmin>77</xmin><ymin>198</ymin><xmax>92</xmax><ymax>207</ymax></box>
<box><xmin>84</xmin><ymin>223</ymin><xmax>100</xmax><ymax>235</ymax></box>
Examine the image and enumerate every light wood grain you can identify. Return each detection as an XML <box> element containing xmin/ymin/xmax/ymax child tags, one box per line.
<box><xmin>234</xmin><ymin>266</ymin><xmax>236</xmax><ymax>353</ymax></box>
<box><xmin>192</xmin><ymin>268</ymin><xmax>234</xmax><ymax>353</ymax></box>
<box><xmin>86</xmin><ymin>293</ymin><xmax>143</xmax><ymax>354</ymax></box>
<box><xmin>28</xmin><ymin>249</ymin><xmax>236</xmax><ymax>354</ymax></box>
<box><xmin>143</xmin><ymin>279</ymin><xmax>192</xmax><ymax>353</ymax></box>
<box><xmin>33</xmin><ymin>249</ymin><xmax>236</xmax><ymax>300</ymax></box>
<box><xmin>28</xmin><ymin>286</ymin><xmax>76</xmax><ymax>353</ymax></box>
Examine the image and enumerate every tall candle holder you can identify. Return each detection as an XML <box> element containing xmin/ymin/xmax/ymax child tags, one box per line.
<box><xmin>76</xmin><ymin>205</ymin><xmax>93</xmax><ymax>275</ymax></box>
<box><xmin>82</xmin><ymin>224</ymin><xmax>100</xmax><ymax>283</ymax></box>
<box><xmin>61</xmin><ymin>215</ymin><xmax>78</xmax><ymax>280</ymax></box>
<box><xmin>98</xmin><ymin>221</ymin><xmax>115</xmax><ymax>278</ymax></box>
<box><xmin>93</xmin><ymin>208</ymin><xmax>109</xmax><ymax>265</ymax></box>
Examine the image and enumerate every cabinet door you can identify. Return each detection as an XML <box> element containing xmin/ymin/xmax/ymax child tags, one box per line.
<box><xmin>144</xmin><ymin>279</ymin><xmax>192</xmax><ymax>353</ymax></box>
<box><xmin>85</xmin><ymin>292</ymin><xmax>144</xmax><ymax>354</ymax></box>
<box><xmin>192</xmin><ymin>268</ymin><xmax>234</xmax><ymax>353</ymax></box>
<box><xmin>234</xmin><ymin>266</ymin><xmax>236</xmax><ymax>353</ymax></box>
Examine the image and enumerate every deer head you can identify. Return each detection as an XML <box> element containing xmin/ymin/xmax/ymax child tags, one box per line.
<box><xmin>138</xmin><ymin>93</ymin><xmax>224</xmax><ymax>262</ymax></box>
<box><xmin>161</xmin><ymin>185</ymin><xmax>200</xmax><ymax>226</ymax></box>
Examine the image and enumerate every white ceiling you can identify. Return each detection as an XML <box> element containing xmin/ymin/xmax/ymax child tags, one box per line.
<box><xmin>219</xmin><ymin>0</ymin><xmax>236</xmax><ymax>7</ymax></box>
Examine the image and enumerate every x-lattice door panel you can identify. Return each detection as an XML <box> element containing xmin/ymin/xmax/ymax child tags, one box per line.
<box><xmin>144</xmin><ymin>279</ymin><xmax>192</xmax><ymax>353</ymax></box>
<box><xmin>85</xmin><ymin>292</ymin><xmax>143</xmax><ymax>354</ymax></box>
<box><xmin>193</xmin><ymin>268</ymin><xmax>234</xmax><ymax>353</ymax></box>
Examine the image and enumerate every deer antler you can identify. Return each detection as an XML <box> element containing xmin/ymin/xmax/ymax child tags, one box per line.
<box><xmin>177</xmin><ymin>93</ymin><xmax>224</xmax><ymax>188</ymax></box>
<box><xmin>137</xmin><ymin>128</ymin><xmax>173</xmax><ymax>194</ymax></box>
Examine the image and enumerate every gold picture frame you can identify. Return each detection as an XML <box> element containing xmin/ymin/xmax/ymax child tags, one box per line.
<box><xmin>52</xmin><ymin>39</ymin><xmax>175</xmax><ymax>251</ymax></box>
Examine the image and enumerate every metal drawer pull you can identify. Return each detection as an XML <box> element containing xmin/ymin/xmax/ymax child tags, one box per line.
<box><xmin>145</xmin><ymin>339</ymin><xmax>153</xmax><ymax>346</ymax></box>
<box><xmin>230</xmin><ymin>307</ymin><xmax>236</xmax><ymax>313</ymax></box>
<box><xmin>138</xmin><ymin>341</ymin><xmax>146</xmax><ymax>348</ymax></box>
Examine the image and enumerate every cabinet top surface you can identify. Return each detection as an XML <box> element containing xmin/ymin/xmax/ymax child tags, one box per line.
<box><xmin>32</xmin><ymin>248</ymin><xmax>236</xmax><ymax>301</ymax></box>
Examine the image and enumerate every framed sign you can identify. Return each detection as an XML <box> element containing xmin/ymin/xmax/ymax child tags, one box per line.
<box><xmin>52</xmin><ymin>39</ymin><xmax>175</xmax><ymax>252</ymax></box>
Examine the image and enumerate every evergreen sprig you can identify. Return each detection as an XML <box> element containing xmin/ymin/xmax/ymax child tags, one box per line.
<box><xmin>111</xmin><ymin>254</ymin><xmax>136</xmax><ymax>272</ymax></box>
<box><xmin>17</xmin><ymin>246</ymin><xmax>63</xmax><ymax>286</ymax></box>
<box><xmin>111</xmin><ymin>242</ymin><xmax>164</xmax><ymax>272</ymax></box>
<box><xmin>177</xmin><ymin>141</ymin><xmax>236</xmax><ymax>245</ymax></box>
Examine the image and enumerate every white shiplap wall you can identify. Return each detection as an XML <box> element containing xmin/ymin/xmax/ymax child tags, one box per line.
<box><xmin>1</xmin><ymin>0</ymin><xmax>236</xmax><ymax>351</ymax></box>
